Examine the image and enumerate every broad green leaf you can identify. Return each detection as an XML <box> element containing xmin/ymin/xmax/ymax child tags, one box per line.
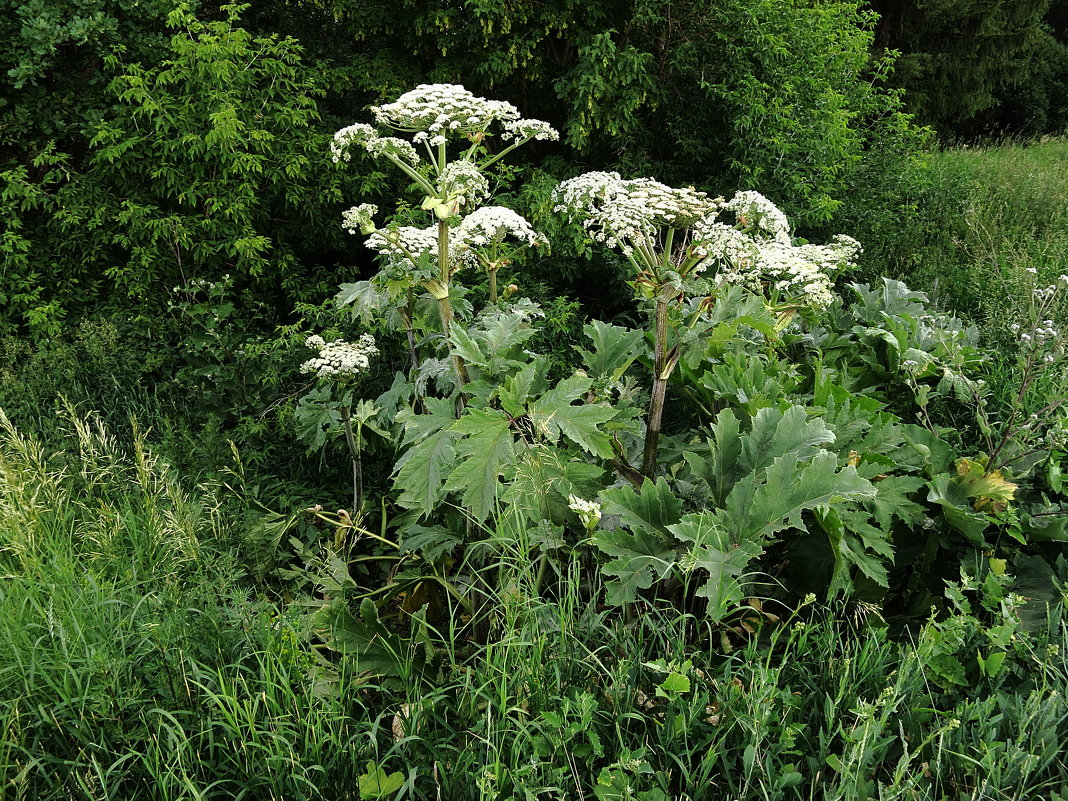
<box><xmin>317</xmin><ymin>599</ymin><xmax>408</xmax><ymax>678</ymax></box>
<box><xmin>715</xmin><ymin>451</ymin><xmax>876</xmax><ymax>545</ymax></box>
<box><xmin>593</xmin><ymin>526</ymin><xmax>677</xmax><ymax>606</ymax></box>
<box><xmin>358</xmin><ymin>762</ymin><xmax>405</xmax><ymax>798</ymax></box>
<box><xmin>739</xmin><ymin>404</ymin><xmax>835</xmax><ymax>476</ymax></box>
<box><xmin>1020</xmin><ymin>509</ymin><xmax>1068</xmax><ymax>543</ymax></box>
<box><xmin>393</xmin><ymin>430</ymin><xmax>459</xmax><ymax>516</ymax></box>
<box><xmin>815</xmin><ymin>507</ymin><xmax>891</xmax><ymax>598</ymax></box>
<box><xmin>448</xmin><ymin>326</ymin><xmax>487</xmax><ymax>367</ymax></box>
<box><xmin>444</xmin><ymin>408</ymin><xmax>516</xmax><ymax>521</ymax></box>
<box><xmin>669</xmin><ymin>512</ymin><xmax>763</xmax><ymax>619</ymax></box>
<box><xmin>927</xmin><ymin>473</ymin><xmax>990</xmax><ymax>544</ymax></box>
<box><xmin>602</xmin><ymin>477</ymin><xmax>684</xmax><ymax>536</ymax></box>
<box><xmin>575</xmin><ymin>319</ymin><xmax>644</xmax><ymax>382</ymax></box>
<box><xmin>690</xmin><ymin>409</ymin><xmax>743</xmax><ymax>506</ymax></box>
<box><xmin>498</xmin><ymin>357</ymin><xmax>551</xmax><ymax>417</ymax></box>
<box><xmin>335</xmin><ymin>279</ymin><xmax>387</xmax><ymax>324</ymax></box>
<box><xmin>865</xmin><ymin>474</ymin><xmax>926</xmax><ymax>530</ymax></box>
<box><xmin>293</xmin><ymin>386</ymin><xmax>341</xmax><ymax>451</ymax></box>
<box><xmin>398</xmin><ymin>524</ymin><xmax>462</xmax><ymax>564</ymax></box>
<box><xmin>528</xmin><ymin>375</ymin><xmax>617</xmax><ymax>459</ymax></box>
<box><xmin>396</xmin><ymin>396</ymin><xmax>457</xmax><ymax>446</ymax></box>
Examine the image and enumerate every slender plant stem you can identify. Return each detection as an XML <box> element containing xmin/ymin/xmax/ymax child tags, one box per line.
<box><xmin>400</xmin><ymin>289</ymin><xmax>420</xmax><ymax>373</ymax></box>
<box><xmin>642</xmin><ymin>294</ymin><xmax>671</xmax><ymax>477</ymax></box>
<box><xmin>340</xmin><ymin>405</ymin><xmax>362</xmax><ymax>514</ymax></box>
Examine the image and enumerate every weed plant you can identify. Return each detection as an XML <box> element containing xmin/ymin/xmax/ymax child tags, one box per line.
<box><xmin>3</xmin><ymin>410</ymin><xmax>1067</xmax><ymax>799</ymax></box>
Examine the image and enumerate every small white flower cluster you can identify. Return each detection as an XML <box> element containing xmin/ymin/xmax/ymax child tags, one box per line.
<box><xmin>501</xmin><ymin>118</ymin><xmax>560</xmax><ymax>142</ymax></box>
<box><xmin>722</xmin><ymin>191</ymin><xmax>791</xmax><ymax>243</ymax></box>
<box><xmin>330</xmin><ymin>122</ymin><xmax>420</xmax><ymax>166</ymax></box>
<box><xmin>456</xmin><ymin>206</ymin><xmax>546</xmax><ymax>249</ymax></box>
<box><xmin>552</xmin><ymin>172</ymin><xmax>720</xmax><ymax>256</ymax></box>
<box><xmin>366</xmin><ymin>225</ymin><xmax>441</xmax><ymax>268</ymax></box>
<box><xmin>301</xmin><ymin>334</ymin><xmax>378</xmax><ymax>380</ymax></box>
<box><xmin>341</xmin><ymin>203</ymin><xmax>378</xmax><ymax>235</ymax></box>
<box><xmin>749</xmin><ymin>234</ymin><xmax>861</xmax><ymax>309</ymax></box>
<box><xmin>568</xmin><ymin>495</ymin><xmax>602</xmax><ymax>530</ymax></box>
<box><xmin>438</xmin><ymin>160</ymin><xmax>490</xmax><ymax>209</ymax></box>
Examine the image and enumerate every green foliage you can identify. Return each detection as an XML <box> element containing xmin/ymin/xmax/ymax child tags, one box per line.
<box><xmin>869</xmin><ymin>0</ymin><xmax>1063</xmax><ymax>136</ymax></box>
<box><xmin>267</xmin><ymin>0</ymin><xmax>918</xmax><ymax>226</ymax></box>
<box><xmin>2</xmin><ymin>2</ymin><xmax>352</xmax><ymax>334</ymax></box>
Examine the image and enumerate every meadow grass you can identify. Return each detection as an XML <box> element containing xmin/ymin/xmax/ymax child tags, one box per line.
<box><xmin>5</xmin><ymin>407</ymin><xmax>1067</xmax><ymax>799</ymax></box>
<box><xmin>2</xmin><ymin>139</ymin><xmax>1068</xmax><ymax>799</ymax></box>
<box><xmin>855</xmin><ymin>137</ymin><xmax>1068</xmax><ymax>336</ymax></box>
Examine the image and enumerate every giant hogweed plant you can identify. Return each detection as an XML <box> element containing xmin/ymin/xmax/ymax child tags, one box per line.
<box><xmin>303</xmin><ymin>84</ymin><xmax>929</xmax><ymax>665</ymax></box>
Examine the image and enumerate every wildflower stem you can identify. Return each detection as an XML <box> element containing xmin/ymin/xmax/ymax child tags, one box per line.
<box><xmin>642</xmin><ymin>293</ymin><xmax>672</xmax><ymax>477</ymax></box>
<box><xmin>340</xmin><ymin>404</ymin><xmax>363</xmax><ymax>515</ymax></box>
<box><xmin>436</xmin><ymin>219</ymin><xmax>470</xmax><ymax>386</ymax></box>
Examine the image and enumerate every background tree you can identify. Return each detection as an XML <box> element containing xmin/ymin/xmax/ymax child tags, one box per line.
<box><xmin>869</xmin><ymin>0</ymin><xmax>1065</xmax><ymax>137</ymax></box>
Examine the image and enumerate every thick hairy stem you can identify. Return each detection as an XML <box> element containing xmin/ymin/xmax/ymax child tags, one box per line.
<box><xmin>340</xmin><ymin>405</ymin><xmax>362</xmax><ymax>515</ymax></box>
<box><xmin>488</xmin><ymin>266</ymin><xmax>498</xmax><ymax>305</ymax></box>
<box><xmin>641</xmin><ymin>296</ymin><xmax>671</xmax><ymax>477</ymax></box>
<box><xmin>399</xmin><ymin>294</ymin><xmax>420</xmax><ymax>373</ymax></box>
<box><xmin>434</xmin><ymin>220</ymin><xmax>470</xmax><ymax>386</ymax></box>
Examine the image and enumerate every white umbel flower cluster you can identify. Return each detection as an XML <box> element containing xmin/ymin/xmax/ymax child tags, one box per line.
<box><xmin>366</xmin><ymin>225</ymin><xmax>441</xmax><ymax>268</ymax></box>
<box><xmin>752</xmin><ymin>235</ymin><xmax>861</xmax><ymax>308</ymax></box>
<box><xmin>301</xmin><ymin>334</ymin><xmax>378</xmax><ymax>380</ymax></box>
<box><xmin>373</xmin><ymin>84</ymin><xmax>524</xmax><ymax>137</ymax></box>
<box><xmin>552</xmin><ymin>172</ymin><xmax>720</xmax><ymax>256</ymax></box>
<box><xmin>341</xmin><ymin>203</ymin><xmax>378</xmax><ymax>235</ymax></box>
<box><xmin>330</xmin><ymin>123</ymin><xmax>420</xmax><ymax>166</ymax></box>
<box><xmin>438</xmin><ymin>160</ymin><xmax>490</xmax><ymax>209</ymax></box>
<box><xmin>502</xmin><ymin>118</ymin><xmax>560</xmax><ymax>142</ymax></box>
<box><xmin>456</xmin><ymin>207</ymin><xmax>546</xmax><ymax>249</ymax></box>
<box><xmin>689</xmin><ymin>220</ymin><xmax>759</xmax><ymax>280</ymax></box>
<box><xmin>722</xmin><ymin>191</ymin><xmax>791</xmax><ymax>243</ymax></box>
<box><xmin>567</xmin><ymin>495</ymin><xmax>602</xmax><ymax>531</ymax></box>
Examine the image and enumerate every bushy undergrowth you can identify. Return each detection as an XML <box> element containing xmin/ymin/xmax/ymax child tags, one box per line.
<box><xmin>2</xmin><ymin>77</ymin><xmax>1067</xmax><ymax>801</ymax></box>
<box><xmin>2</xmin><ymin>413</ymin><xmax>1068</xmax><ymax>799</ymax></box>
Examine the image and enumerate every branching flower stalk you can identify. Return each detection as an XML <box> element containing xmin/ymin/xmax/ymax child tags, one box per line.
<box><xmin>300</xmin><ymin>334</ymin><xmax>379</xmax><ymax>514</ymax></box>
<box><xmin>332</xmin><ymin>84</ymin><xmax>557</xmax><ymax>390</ymax></box>
<box><xmin>554</xmin><ymin>175</ymin><xmax>859</xmax><ymax>477</ymax></box>
<box><xmin>981</xmin><ymin>273</ymin><xmax>1068</xmax><ymax>474</ymax></box>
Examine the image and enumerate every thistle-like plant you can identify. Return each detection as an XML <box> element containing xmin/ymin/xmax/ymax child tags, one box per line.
<box><xmin>331</xmin><ymin>84</ymin><xmax>557</xmax><ymax>387</ymax></box>
<box><xmin>553</xmin><ymin>174</ymin><xmax>861</xmax><ymax>476</ymax></box>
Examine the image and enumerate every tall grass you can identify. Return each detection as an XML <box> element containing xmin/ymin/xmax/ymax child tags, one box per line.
<box><xmin>848</xmin><ymin>137</ymin><xmax>1068</xmax><ymax>336</ymax></box>
<box><xmin>0</xmin><ymin>411</ymin><xmax>365</xmax><ymax>800</ymax></box>
<box><xmin>4</xmin><ymin>409</ymin><xmax>1068</xmax><ymax>799</ymax></box>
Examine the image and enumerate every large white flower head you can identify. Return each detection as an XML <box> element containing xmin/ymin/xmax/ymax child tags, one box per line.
<box><xmin>553</xmin><ymin>172</ymin><xmax>720</xmax><ymax>257</ymax></box>
<box><xmin>457</xmin><ymin>207</ymin><xmax>546</xmax><ymax>250</ymax></box>
<box><xmin>301</xmin><ymin>333</ymin><xmax>378</xmax><ymax>380</ymax></box>
<box><xmin>715</xmin><ymin>234</ymin><xmax>859</xmax><ymax>309</ymax></box>
<box><xmin>372</xmin><ymin>84</ymin><xmax>524</xmax><ymax>137</ymax></box>
<box><xmin>722</xmin><ymin>191</ymin><xmax>791</xmax><ymax>243</ymax></box>
<box><xmin>689</xmin><ymin>219</ymin><xmax>760</xmax><ymax>282</ymax></box>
